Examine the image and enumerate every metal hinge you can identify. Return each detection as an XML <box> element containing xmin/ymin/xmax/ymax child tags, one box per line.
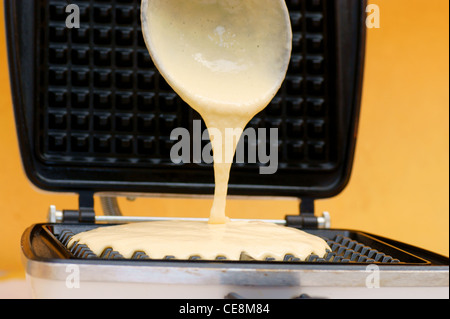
<box><xmin>285</xmin><ymin>198</ymin><xmax>331</xmax><ymax>229</ymax></box>
<box><xmin>48</xmin><ymin>192</ymin><xmax>95</xmax><ymax>223</ymax></box>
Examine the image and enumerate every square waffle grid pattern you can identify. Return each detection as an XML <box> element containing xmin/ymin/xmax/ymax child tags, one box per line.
<box><xmin>37</xmin><ymin>0</ymin><xmax>336</xmax><ymax>170</ymax></box>
<box><xmin>57</xmin><ymin>228</ymin><xmax>403</xmax><ymax>264</ymax></box>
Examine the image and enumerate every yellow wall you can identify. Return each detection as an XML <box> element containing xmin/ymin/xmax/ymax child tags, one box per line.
<box><xmin>0</xmin><ymin>0</ymin><xmax>448</xmax><ymax>277</ymax></box>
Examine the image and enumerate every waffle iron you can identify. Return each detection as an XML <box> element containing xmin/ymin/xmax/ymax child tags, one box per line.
<box><xmin>5</xmin><ymin>0</ymin><xmax>449</xmax><ymax>299</ymax></box>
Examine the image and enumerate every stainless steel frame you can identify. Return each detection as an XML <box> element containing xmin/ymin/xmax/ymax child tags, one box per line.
<box><xmin>24</xmin><ymin>257</ymin><xmax>449</xmax><ymax>299</ymax></box>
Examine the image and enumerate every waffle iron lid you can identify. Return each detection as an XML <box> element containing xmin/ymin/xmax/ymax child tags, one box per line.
<box><xmin>6</xmin><ymin>0</ymin><xmax>366</xmax><ymax>201</ymax></box>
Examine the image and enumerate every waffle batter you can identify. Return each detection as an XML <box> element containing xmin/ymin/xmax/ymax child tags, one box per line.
<box><xmin>69</xmin><ymin>0</ymin><xmax>331</xmax><ymax>260</ymax></box>
<box><xmin>69</xmin><ymin>220</ymin><xmax>330</xmax><ymax>261</ymax></box>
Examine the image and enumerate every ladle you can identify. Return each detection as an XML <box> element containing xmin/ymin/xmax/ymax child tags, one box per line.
<box><xmin>141</xmin><ymin>0</ymin><xmax>292</xmax><ymax>223</ymax></box>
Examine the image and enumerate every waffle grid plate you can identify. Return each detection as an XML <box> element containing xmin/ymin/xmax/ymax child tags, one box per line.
<box><xmin>53</xmin><ymin>225</ymin><xmax>431</xmax><ymax>265</ymax></box>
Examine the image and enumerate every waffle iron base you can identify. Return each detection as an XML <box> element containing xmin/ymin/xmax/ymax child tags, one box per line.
<box><xmin>21</xmin><ymin>223</ymin><xmax>449</xmax><ymax>299</ymax></box>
